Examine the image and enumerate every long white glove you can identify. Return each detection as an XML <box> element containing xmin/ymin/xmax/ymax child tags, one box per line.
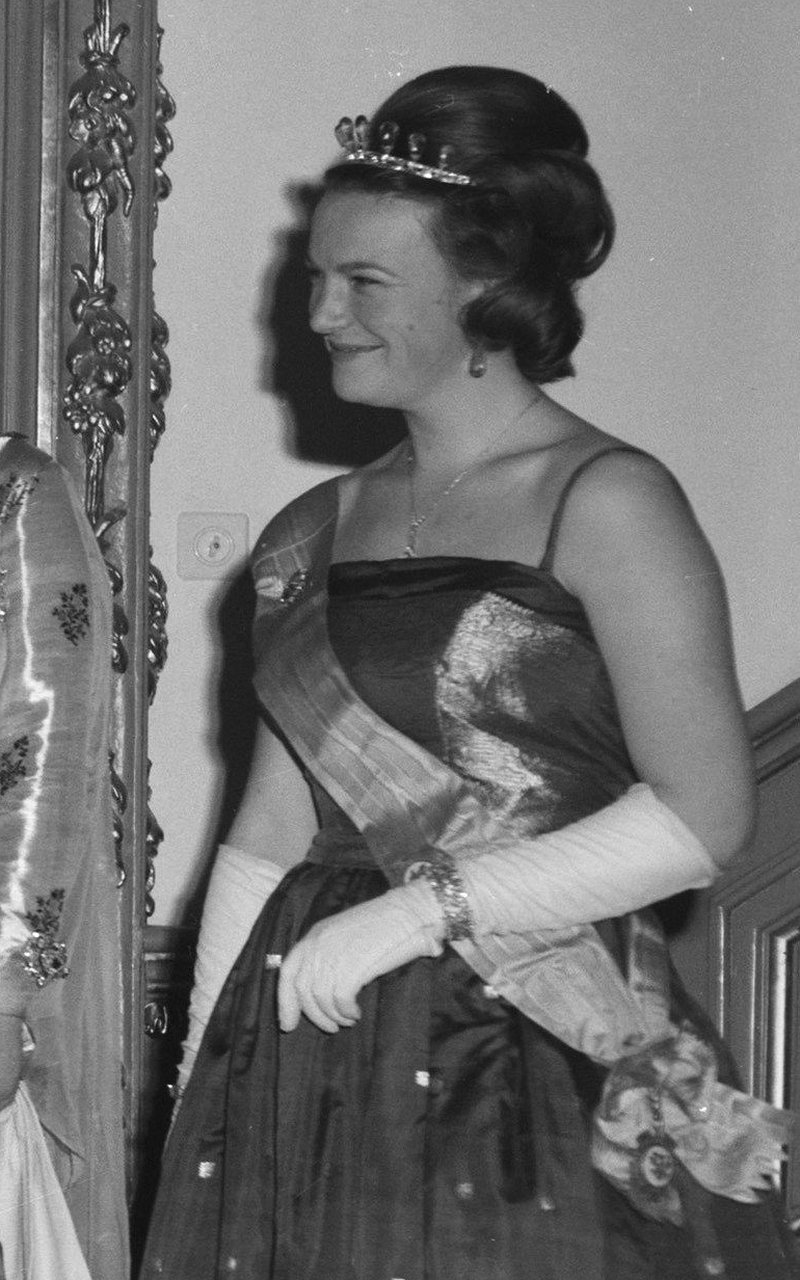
<box><xmin>457</xmin><ymin>782</ymin><xmax>717</xmax><ymax>935</ymax></box>
<box><xmin>278</xmin><ymin>784</ymin><xmax>717</xmax><ymax>1033</ymax></box>
<box><xmin>177</xmin><ymin>844</ymin><xmax>284</xmax><ymax>1094</ymax></box>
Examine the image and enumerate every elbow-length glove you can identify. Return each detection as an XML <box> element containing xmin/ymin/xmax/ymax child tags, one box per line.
<box><xmin>177</xmin><ymin>844</ymin><xmax>284</xmax><ymax>1094</ymax></box>
<box><xmin>278</xmin><ymin>783</ymin><xmax>717</xmax><ymax>1030</ymax></box>
<box><xmin>451</xmin><ymin>782</ymin><xmax>716</xmax><ymax>935</ymax></box>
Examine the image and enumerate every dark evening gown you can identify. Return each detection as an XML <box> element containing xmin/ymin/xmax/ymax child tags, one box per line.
<box><xmin>141</xmin><ymin>556</ymin><xmax>798</xmax><ymax>1280</ymax></box>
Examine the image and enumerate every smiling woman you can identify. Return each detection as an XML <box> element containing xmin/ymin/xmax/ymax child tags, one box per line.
<box><xmin>307</xmin><ymin>194</ymin><xmax>481</xmax><ymax>411</ymax></box>
<box><xmin>141</xmin><ymin>64</ymin><xmax>798</xmax><ymax>1280</ymax></box>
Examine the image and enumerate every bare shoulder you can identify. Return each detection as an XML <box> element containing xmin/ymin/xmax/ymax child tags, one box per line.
<box><xmin>551</xmin><ymin>446</ymin><xmax>720</xmax><ymax>598</ymax></box>
<box><xmin>557</xmin><ymin>447</ymin><xmax>703</xmax><ymax>549</ymax></box>
<box><xmin>565</xmin><ymin>446</ymin><xmax>692</xmax><ymax>519</ymax></box>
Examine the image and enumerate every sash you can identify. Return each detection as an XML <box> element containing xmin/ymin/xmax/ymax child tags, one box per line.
<box><xmin>251</xmin><ymin>477</ymin><xmax>792</xmax><ymax>1221</ymax></box>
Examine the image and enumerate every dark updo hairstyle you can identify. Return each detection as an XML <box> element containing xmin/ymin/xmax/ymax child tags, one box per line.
<box><xmin>324</xmin><ymin>66</ymin><xmax>614</xmax><ymax>383</ymax></box>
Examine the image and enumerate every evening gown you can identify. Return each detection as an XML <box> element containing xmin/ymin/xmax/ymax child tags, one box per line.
<box><xmin>141</xmin><ymin>552</ymin><xmax>798</xmax><ymax>1279</ymax></box>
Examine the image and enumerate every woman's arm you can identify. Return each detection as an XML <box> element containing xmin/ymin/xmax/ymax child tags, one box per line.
<box><xmin>552</xmin><ymin>448</ymin><xmax>756</xmax><ymax>866</ymax></box>
<box><xmin>176</xmin><ymin>717</ymin><xmax>318</xmax><ymax>1092</ymax></box>
<box><xmin>224</xmin><ymin>714</ymin><xmax>319</xmax><ymax>864</ymax></box>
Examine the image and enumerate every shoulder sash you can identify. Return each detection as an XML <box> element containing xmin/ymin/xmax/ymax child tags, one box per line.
<box><xmin>250</xmin><ymin>478</ymin><xmax>660</xmax><ymax>1062</ymax></box>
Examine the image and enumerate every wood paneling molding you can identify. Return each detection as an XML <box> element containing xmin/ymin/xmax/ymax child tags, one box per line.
<box><xmin>748</xmin><ymin>677</ymin><xmax>800</xmax><ymax>782</ymax></box>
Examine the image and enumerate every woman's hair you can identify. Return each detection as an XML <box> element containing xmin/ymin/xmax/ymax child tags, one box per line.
<box><xmin>323</xmin><ymin>66</ymin><xmax>615</xmax><ymax>383</ymax></box>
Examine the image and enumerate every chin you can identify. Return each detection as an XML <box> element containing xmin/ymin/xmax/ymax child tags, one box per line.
<box><xmin>330</xmin><ymin>374</ymin><xmax>398</xmax><ymax>410</ymax></box>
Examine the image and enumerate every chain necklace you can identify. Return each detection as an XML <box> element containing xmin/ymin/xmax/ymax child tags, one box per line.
<box><xmin>402</xmin><ymin>445</ymin><xmax>480</xmax><ymax>558</ymax></box>
<box><xmin>402</xmin><ymin>396</ymin><xmax>543</xmax><ymax>558</ymax></box>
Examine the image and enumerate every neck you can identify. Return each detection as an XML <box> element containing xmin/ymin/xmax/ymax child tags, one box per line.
<box><xmin>403</xmin><ymin>381</ymin><xmax>547</xmax><ymax>476</ymax></box>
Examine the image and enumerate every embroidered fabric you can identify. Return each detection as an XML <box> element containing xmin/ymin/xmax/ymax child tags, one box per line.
<box><xmin>0</xmin><ymin>436</ymin><xmax>128</xmax><ymax>1279</ymax></box>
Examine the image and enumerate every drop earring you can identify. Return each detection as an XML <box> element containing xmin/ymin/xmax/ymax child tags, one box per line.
<box><xmin>468</xmin><ymin>346</ymin><xmax>487</xmax><ymax>378</ymax></box>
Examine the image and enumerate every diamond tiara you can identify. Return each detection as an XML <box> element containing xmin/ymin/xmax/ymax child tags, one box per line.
<box><xmin>333</xmin><ymin>116</ymin><xmax>474</xmax><ymax>187</ymax></box>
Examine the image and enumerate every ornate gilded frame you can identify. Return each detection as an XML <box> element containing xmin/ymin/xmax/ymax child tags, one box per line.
<box><xmin>0</xmin><ymin>0</ymin><xmax>172</xmax><ymax>1191</ymax></box>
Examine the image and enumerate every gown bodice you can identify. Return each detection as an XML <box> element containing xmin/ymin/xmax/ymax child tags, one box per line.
<box><xmin>307</xmin><ymin>556</ymin><xmax>637</xmax><ymax>862</ymax></box>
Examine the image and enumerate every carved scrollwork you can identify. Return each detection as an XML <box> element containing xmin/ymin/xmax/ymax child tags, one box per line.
<box><xmin>64</xmin><ymin>0</ymin><xmax>134</xmax><ymax>568</ymax></box>
<box><xmin>150</xmin><ymin>27</ymin><xmax>174</xmax><ymax>461</ymax></box>
<box><xmin>153</xmin><ymin>27</ymin><xmax>175</xmax><ymax>222</ymax></box>
<box><xmin>66</xmin><ymin>3</ymin><xmax>136</xmax><ymax>290</ymax></box>
<box><xmin>95</xmin><ymin>508</ymin><xmax>128</xmax><ymax>674</ymax></box>
<box><xmin>148</xmin><ymin>558</ymin><xmax>168</xmax><ymax>702</ymax></box>
<box><xmin>64</xmin><ymin>0</ymin><xmax>136</xmax><ymax>525</ymax></box>
<box><xmin>145</xmin><ymin>762</ymin><xmax>164</xmax><ymax>919</ymax></box>
<box><xmin>143</xmin><ymin>26</ymin><xmax>174</xmax><ymax>912</ymax></box>
<box><xmin>150</xmin><ymin>310</ymin><xmax>171</xmax><ymax>459</ymax></box>
<box><xmin>65</xmin><ymin>2</ymin><xmax>172</xmax><ymax>919</ymax></box>
<box><xmin>63</xmin><ymin>269</ymin><xmax>132</xmax><ymax>528</ymax></box>
<box><xmin>144</xmin><ymin>1000</ymin><xmax>169</xmax><ymax>1037</ymax></box>
<box><xmin>110</xmin><ymin>751</ymin><xmax>128</xmax><ymax>888</ymax></box>
<box><xmin>65</xmin><ymin>2</ymin><xmax>135</xmax><ymax>896</ymax></box>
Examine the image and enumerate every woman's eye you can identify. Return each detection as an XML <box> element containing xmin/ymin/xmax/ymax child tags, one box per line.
<box><xmin>350</xmin><ymin>274</ymin><xmax>382</xmax><ymax>289</ymax></box>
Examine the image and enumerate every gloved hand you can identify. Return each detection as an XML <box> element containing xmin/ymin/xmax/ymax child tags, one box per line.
<box><xmin>278</xmin><ymin>881</ymin><xmax>443</xmax><ymax>1033</ymax></box>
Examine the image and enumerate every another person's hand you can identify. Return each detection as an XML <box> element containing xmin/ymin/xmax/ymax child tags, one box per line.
<box><xmin>278</xmin><ymin>886</ymin><xmax>443</xmax><ymax>1033</ymax></box>
<box><xmin>0</xmin><ymin>1012</ymin><xmax>25</xmax><ymax>1111</ymax></box>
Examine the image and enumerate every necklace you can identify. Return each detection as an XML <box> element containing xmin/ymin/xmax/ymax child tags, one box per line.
<box><xmin>402</xmin><ymin>394</ymin><xmax>543</xmax><ymax>558</ymax></box>
<box><xmin>403</xmin><ymin>445</ymin><xmax>478</xmax><ymax>557</ymax></box>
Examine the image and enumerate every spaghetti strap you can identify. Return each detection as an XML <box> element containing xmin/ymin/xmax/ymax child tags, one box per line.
<box><xmin>538</xmin><ymin>445</ymin><xmax>648</xmax><ymax>572</ymax></box>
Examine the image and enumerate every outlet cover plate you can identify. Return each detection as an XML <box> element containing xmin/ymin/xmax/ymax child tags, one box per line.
<box><xmin>177</xmin><ymin>511</ymin><xmax>249</xmax><ymax>579</ymax></box>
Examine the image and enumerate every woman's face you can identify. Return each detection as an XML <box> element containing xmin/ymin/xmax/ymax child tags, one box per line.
<box><xmin>307</xmin><ymin>190</ymin><xmax>476</xmax><ymax>413</ymax></box>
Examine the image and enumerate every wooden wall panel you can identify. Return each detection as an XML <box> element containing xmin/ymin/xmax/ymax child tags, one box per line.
<box><xmin>671</xmin><ymin>678</ymin><xmax>800</xmax><ymax>1220</ymax></box>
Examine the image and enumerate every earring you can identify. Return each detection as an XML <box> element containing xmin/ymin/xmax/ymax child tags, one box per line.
<box><xmin>468</xmin><ymin>347</ymin><xmax>487</xmax><ymax>378</ymax></box>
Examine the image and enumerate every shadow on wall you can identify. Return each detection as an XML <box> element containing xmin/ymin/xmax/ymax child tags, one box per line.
<box><xmin>185</xmin><ymin>184</ymin><xmax>406</xmax><ymax>927</ymax></box>
<box><xmin>257</xmin><ymin>182</ymin><xmax>406</xmax><ymax>466</ymax></box>
<box><xmin>139</xmin><ymin>181</ymin><xmax>411</xmax><ymax>1273</ymax></box>
<box><xmin>178</xmin><ymin>567</ymin><xmax>259</xmax><ymax>932</ymax></box>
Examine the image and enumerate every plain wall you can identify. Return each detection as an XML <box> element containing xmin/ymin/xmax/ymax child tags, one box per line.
<box><xmin>150</xmin><ymin>0</ymin><xmax>800</xmax><ymax>924</ymax></box>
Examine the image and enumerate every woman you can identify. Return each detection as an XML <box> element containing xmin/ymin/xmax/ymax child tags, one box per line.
<box><xmin>142</xmin><ymin>67</ymin><xmax>797</xmax><ymax>1279</ymax></box>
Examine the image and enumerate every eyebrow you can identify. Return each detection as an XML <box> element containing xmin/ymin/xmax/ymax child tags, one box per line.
<box><xmin>304</xmin><ymin>255</ymin><xmax>398</xmax><ymax>277</ymax></box>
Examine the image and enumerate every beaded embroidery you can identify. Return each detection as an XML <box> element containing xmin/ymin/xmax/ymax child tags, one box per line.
<box><xmin>53</xmin><ymin>582</ymin><xmax>90</xmax><ymax>644</ymax></box>
<box><xmin>0</xmin><ymin>735</ymin><xmax>29</xmax><ymax>795</ymax></box>
<box><xmin>22</xmin><ymin>888</ymin><xmax>69</xmax><ymax>987</ymax></box>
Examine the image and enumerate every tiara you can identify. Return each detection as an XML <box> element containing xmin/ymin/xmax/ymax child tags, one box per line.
<box><xmin>333</xmin><ymin>116</ymin><xmax>474</xmax><ymax>187</ymax></box>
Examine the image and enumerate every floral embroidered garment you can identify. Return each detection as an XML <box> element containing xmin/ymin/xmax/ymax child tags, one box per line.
<box><xmin>0</xmin><ymin>436</ymin><xmax>128</xmax><ymax>1280</ymax></box>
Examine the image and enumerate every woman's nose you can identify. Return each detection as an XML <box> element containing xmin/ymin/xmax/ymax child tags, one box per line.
<box><xmin>308</xmin><ymin>276</ymin><xmax>347</xmax><ymax>333</ymax></box>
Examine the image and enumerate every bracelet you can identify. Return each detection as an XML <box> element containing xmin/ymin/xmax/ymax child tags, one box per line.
<box><xmin>406</xmin><ymin>852</ymin><xmax>475</xmax><ymax>942</ymax></box>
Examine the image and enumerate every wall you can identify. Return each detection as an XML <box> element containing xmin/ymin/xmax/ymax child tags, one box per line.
<box><xmin>150</xmin><ymin>0</ymin><xmax>800</xmax><ymax>924</ymax></box>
